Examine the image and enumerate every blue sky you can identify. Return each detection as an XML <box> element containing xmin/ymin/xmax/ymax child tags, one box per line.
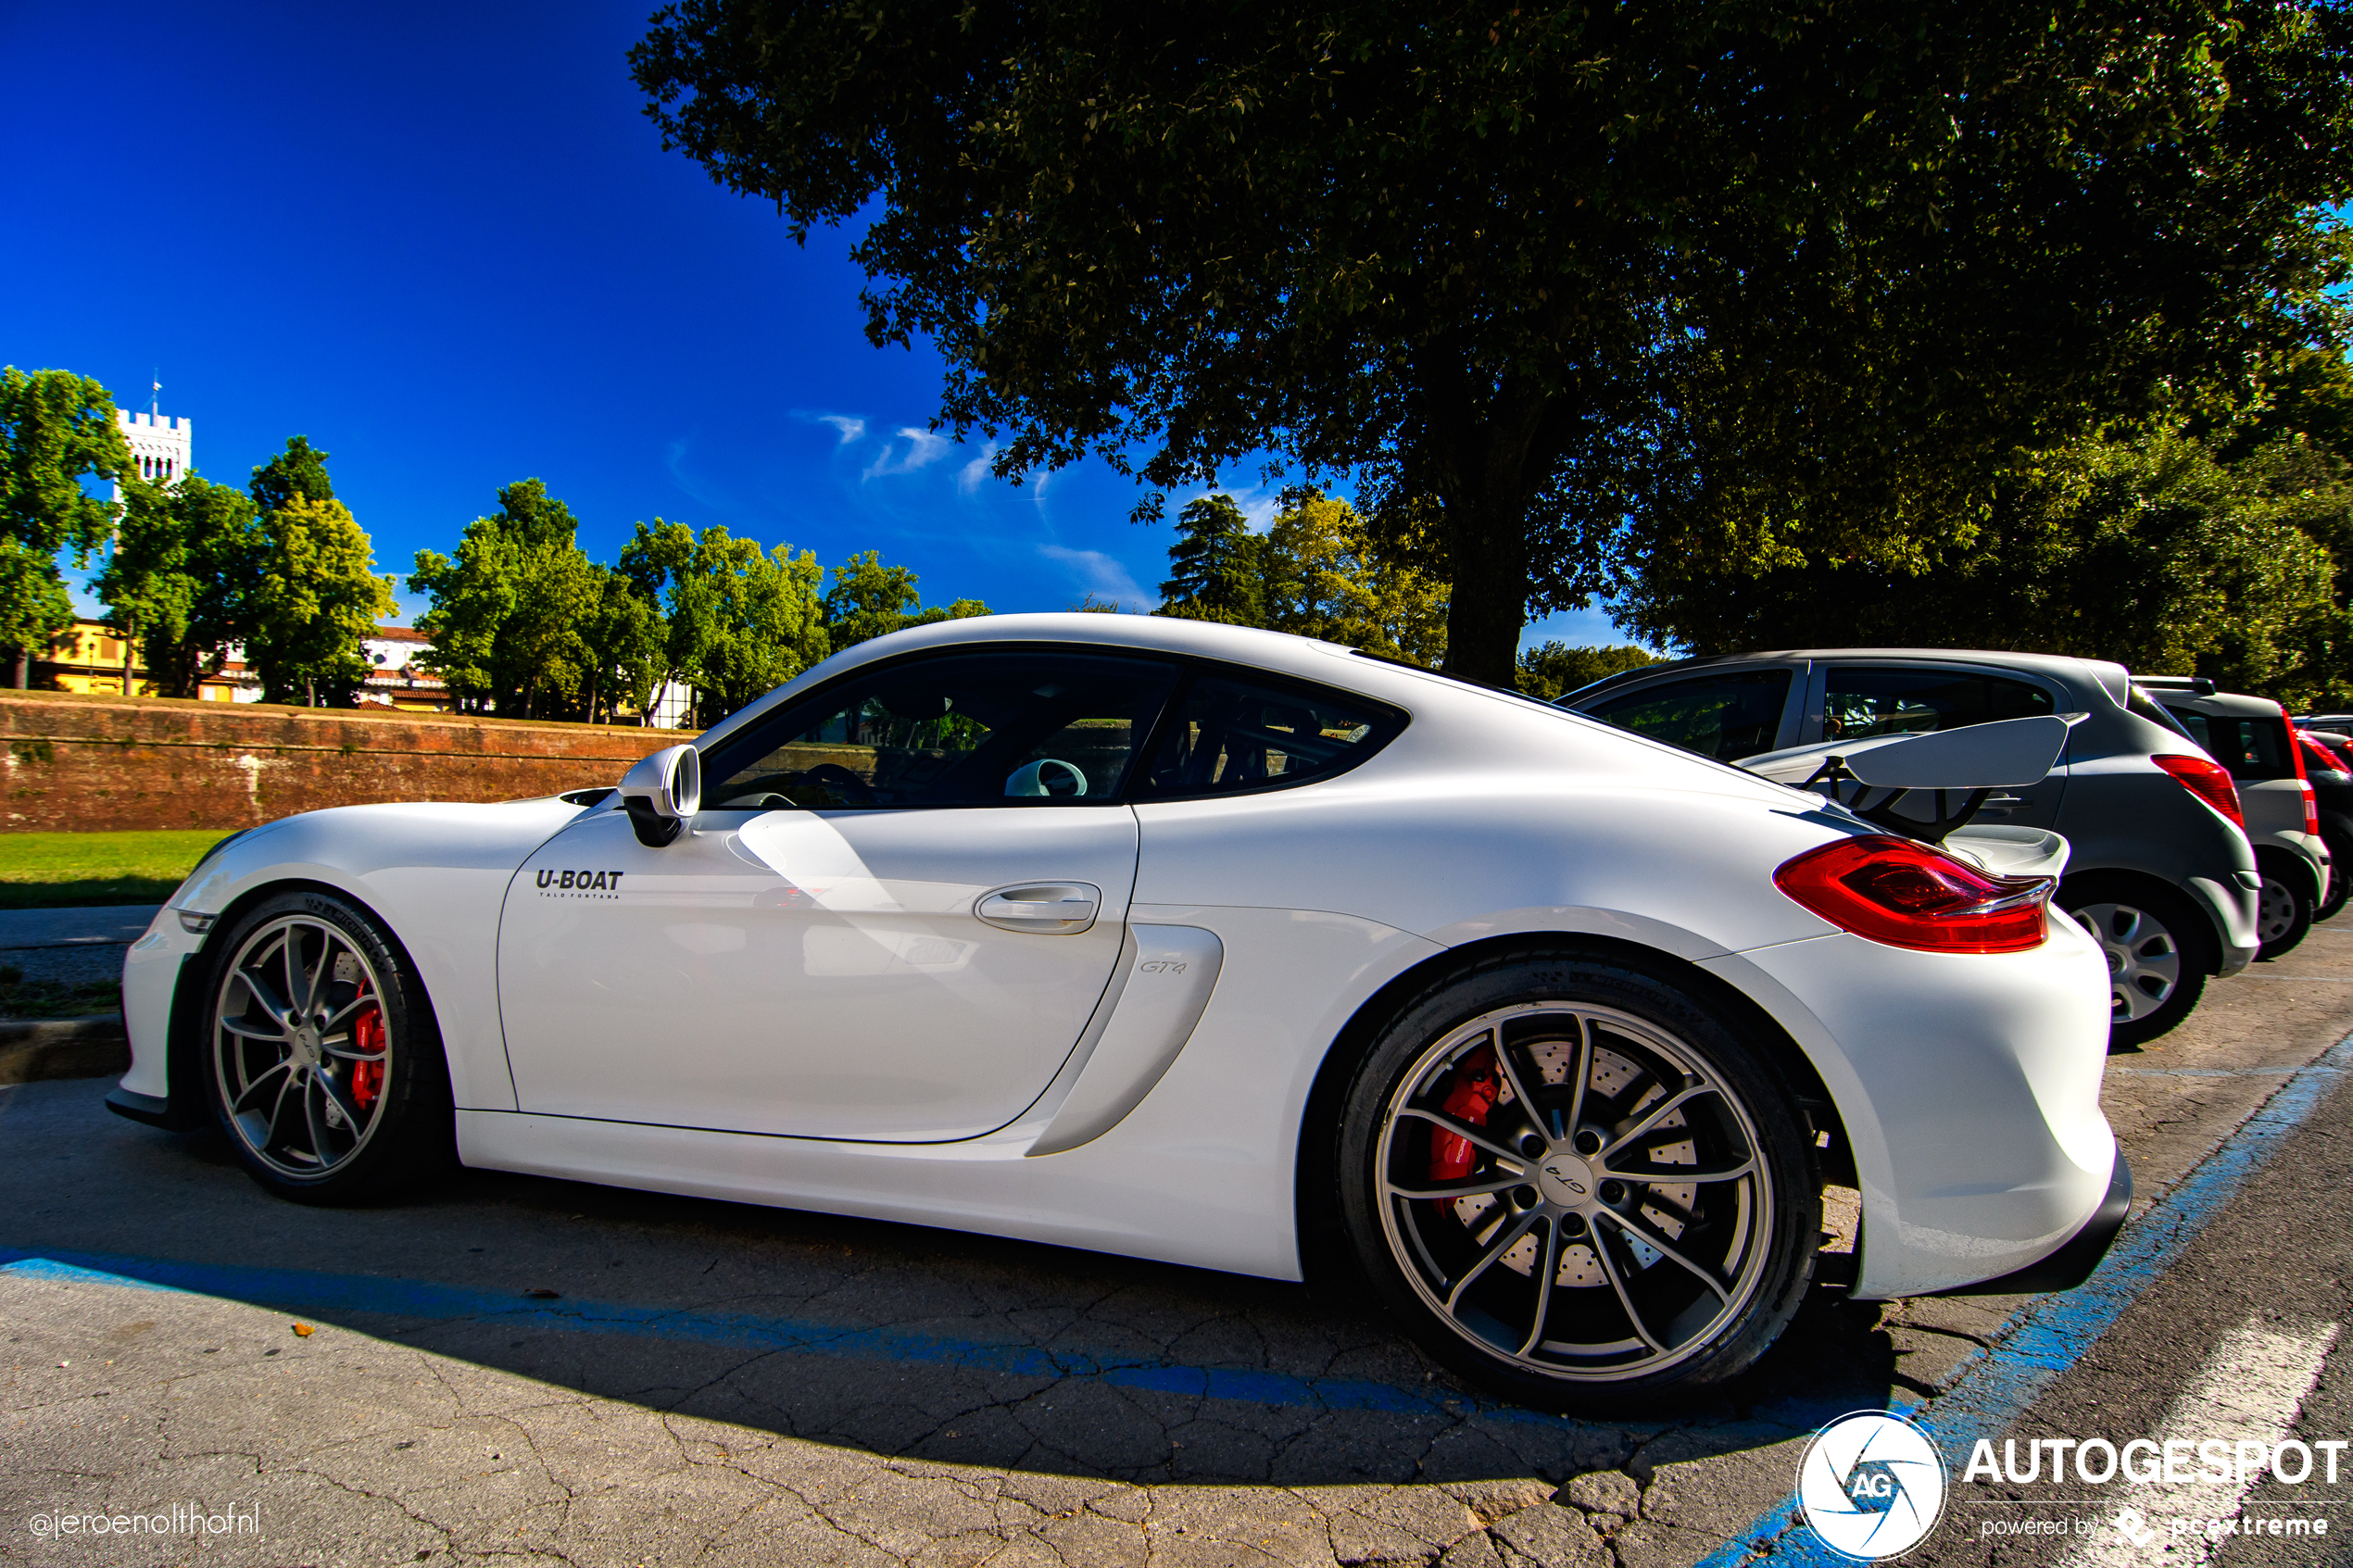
<box><xmin>0</xmin><ymin>0</ymin><xmax>1622</xmax><ymax>649</ymax></box>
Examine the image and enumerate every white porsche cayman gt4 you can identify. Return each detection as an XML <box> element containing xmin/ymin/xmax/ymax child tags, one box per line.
<box><xmin>109</xmin><ymin>614</ymin><xmax>2127</xmax><ymax>1410</ymax></box>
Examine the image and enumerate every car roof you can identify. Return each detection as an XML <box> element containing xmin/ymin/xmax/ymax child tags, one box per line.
<box><xmin>690</xmin><ymin>612</ymin><xmax>1521</xmax><ymax>752</ymax></box>
<box><xmin>1565</xmin><ymin>646</ymin><xmax>2131</xmax><ymax>705</ymax></box>
<box><xmin>2153</xmin><ymin>689</ymin><xmax>2288</xmax><ymax>720</ymax></box>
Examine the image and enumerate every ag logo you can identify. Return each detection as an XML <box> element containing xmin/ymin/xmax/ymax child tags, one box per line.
<box><xmin>1795</xmin><ymin>1411</ymin><xmax>1946</xmax><ymax>1560</ymax></box>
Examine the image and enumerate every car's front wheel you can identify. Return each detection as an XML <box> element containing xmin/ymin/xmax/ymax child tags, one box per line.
<box><xmin>204</xmin><ymin>889</ymin><xmax>453</xmax><ymax>1203</ymax></box>
<box><xmin>1334</xmin><ymin>951</ymin><xmax>1818</xmax><ymax>1412</ymax></box>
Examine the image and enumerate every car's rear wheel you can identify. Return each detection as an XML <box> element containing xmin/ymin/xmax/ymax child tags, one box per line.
<box><xmin>2255</xmin><ymin>854</ymin><xmax>2315</xmax><ymax>960</ymax></box>
<box><xmin>204</xmin><ymin>890</ymin><xmax>452</xmax><ymax>1203</ymax></box>
<box><xmin>1335</xmin><ymin>951</ymin><xmax>1818</xmax><ymax>1411</ymax></box>
<box><xmin>2060</xmin><ymin>874</ymin><xmax>2212</xmax><ymax>1047</ymax></box>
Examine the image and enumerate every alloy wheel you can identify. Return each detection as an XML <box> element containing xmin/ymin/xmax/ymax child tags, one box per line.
<box><xmin>2259</xmin><ymin>877</ymin><xmax>2301</xmax><ymax>946</ymax></box>
<box><xmin>1373</xmin><ymin>1002</ymin><xmax>1775</xmax><ymax>1384</ymax></box>
<box><xmin>211</xmin><ymin>914</ymin><xmax>393</xmax><ymax>1180</ymax></box>
<box><xmin>2073</xmin><ymin>901</ymin><xmax>2181</xmax><ymax>1022</ymax></box>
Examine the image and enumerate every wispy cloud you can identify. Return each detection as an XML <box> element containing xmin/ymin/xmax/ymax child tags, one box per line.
<box><xmin>816</xmin><ymin>413</ymin><xmax>867</xmax><ymax>445</ymax></box>
<box><xmin>958</xmin><ymin>442</ymin><xmax>1000</xmax><ymax>496</ymax></box>
<box><xmin>1172</xmin><ymin>483</ymin><xmax>1280</xmax><ymax>533</ymax></box>
<box><xmin>863</xmin><ymin>427</ymin><xmax>952</xmax><ymax>481</ymax></box>
<box><xmin>1039</xmin><ymin>545</ymin><xmax>1151</xmax><ymax>610</ymax></box>
<box><xmin>665</xmin><ymin>436</ymin><xmax>732</xmax><ymax>509</ymax></box>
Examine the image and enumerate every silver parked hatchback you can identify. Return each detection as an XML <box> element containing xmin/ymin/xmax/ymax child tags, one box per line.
<box><xmin>1563</xmin><ymin>649</ymin><xmax>2261</xmax><ymax>1045</ymax></box>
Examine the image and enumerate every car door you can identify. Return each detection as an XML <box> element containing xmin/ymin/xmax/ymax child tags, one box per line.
<box><xmin>1812</xmin><ymin>661</ymin><xmax>2070</xmax><ymax>828</ymax></box>
<box><xmin>497</xmin><ymin>646</ymin><xmax>1179</xmax><ymax>1143</ymax></box>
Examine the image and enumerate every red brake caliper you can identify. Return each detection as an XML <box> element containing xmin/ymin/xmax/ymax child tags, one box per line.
<box><xmin>1428</xmin><ymin>1044</ymin><xmax>1500</xmax><ymax>1200</ymax></box>
<box><xmin>349</xmin><ymin>978</ymin><xmax>386</xmax><ymax>1110</ymax></box>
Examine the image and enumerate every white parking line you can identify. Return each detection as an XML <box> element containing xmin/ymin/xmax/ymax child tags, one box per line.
<box><xmin>2057</xmin><ymin>1316</ymin><xmax>2339</xmax><ymax>1566</ymax></box>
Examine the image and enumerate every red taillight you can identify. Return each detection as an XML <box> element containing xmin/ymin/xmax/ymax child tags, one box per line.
<box><xmin>1773</xmin><ymin>835</ymin><xmax>2053</xmax><ymax>954</ymax></box>
<box><xmin>2283</xmin><ymin>705</ymin><xmax>2321</xmax><ymax>837</ymax></box>
<box><xmin>2153</xmin><ymin>754</ymin><xmax>2246</xmax><ymax>829</ymax></box>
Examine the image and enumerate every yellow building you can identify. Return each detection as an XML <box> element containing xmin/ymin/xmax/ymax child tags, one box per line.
<box><xmin>40</xmin><ymin>620</ymin><xmax>155</xmax><ymax>697</ymax></box>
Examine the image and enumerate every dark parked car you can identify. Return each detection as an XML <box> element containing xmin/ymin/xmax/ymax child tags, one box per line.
<box><xmin>2144</xmin><ymin>682</ymin><xmax>2329</xmax><ymax>960</ymax></box>
<box><xmin>1563</xmin><ymin>649</ymin><xmax>2260</xmax><ymax>1045</ymax></box>
<box><xmin>2297</xmin><ymin>730</ymin><xmax>2353</xmax><ymax>921</ymax></box>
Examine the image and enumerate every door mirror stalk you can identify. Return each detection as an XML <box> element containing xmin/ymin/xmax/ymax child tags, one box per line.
<box><xmin>618</xmin><ymin>745</ymin><xmax>701</xmax><ymax>847</ymax></box>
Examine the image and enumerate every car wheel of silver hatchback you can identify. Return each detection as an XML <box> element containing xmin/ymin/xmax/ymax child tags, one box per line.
<box><xmin>1336</xmin><ymin>953</ymin><xmax>1818</xmax><ymax>1411</ymax></box>
<box><xmin>2061</xmin><ymin>875</ymin><xmax>2212</xmax><ymax>1048</ymax></box>
<box><xmin>2074</xmin><ymin>901</ymin><xmax>2183</xmax><ymax>1022</ymax></box>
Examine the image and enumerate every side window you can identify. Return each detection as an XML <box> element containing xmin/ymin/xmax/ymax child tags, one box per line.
<box><xmin>2175</xmin><ymin>713</ymin><xmax>2294</xmax><ymax>780</ymax></box>
<box><xmin>1584</xmin><ymin>671</ymin><xmax>1793</xmax><ymax>761</ymax></box>
<box><xmin>1822</xmin><ymin>667</ymin><xmax>2053</xmax><ymax>742</ymax></box>
<box><xmin>699</xmin><ymin>650</ymin><xmax>1178</xmax><ymax>809</ymax></box>
<box><xmin>1139</xmin><ymin>672</ymin><xmax>1403</xmax><ymax>797</ymax></box>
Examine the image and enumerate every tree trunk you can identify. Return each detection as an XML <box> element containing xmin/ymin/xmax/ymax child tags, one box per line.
<box><xmin>12</xmin><ymin>648</ymin><xmax>27</xmax><ymax>689</ymax></box>
<box><xmin>122</xmin><ymin>618</ymin><xmax>136</xmax><ymax>697</ymax></box>
<box><xmin>307</xmin><ymin>677</ymin><xmax>317</xmax><ymax>708</ymax></box>
<box><xmin>1427</xmin><ymin>373</ymin><xmax>1557</xmax><ymax>688</ymax></box>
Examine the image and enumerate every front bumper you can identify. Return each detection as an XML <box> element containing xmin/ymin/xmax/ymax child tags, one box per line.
<box><xmin>1705</xmin><ymin>913</ymin><xmax>2119</xmax><ymax>1298</ymax></box>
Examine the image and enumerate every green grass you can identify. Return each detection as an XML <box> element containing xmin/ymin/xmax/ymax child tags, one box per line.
<box><xmin>0</xmin><ymin>828</ymin><xmax>230</xmax><ymax>909</ymax></box>
<box><xmin>0</xmin><ymin>964</ymin><xmax>120</xmax><ymax>1020</ymax></box>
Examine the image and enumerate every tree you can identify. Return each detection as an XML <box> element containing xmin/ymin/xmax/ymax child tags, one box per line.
<box><xmin>1159</xmin><ymin>495</ymin><xmax>1265</xmax><ymax>626</ymax></box>
<box><xmin>410</xmin><ymin>480</ymin><xmax>604</xmax><ymax>719</ymax></box>
<box><xmin>0</xmin><ymin>367</ymin><xmax>129</xmax><ymax>684</ymax></box>
<box><xmin>0</xmin><ymin>537</ymin><xmax>74</xmax><ymax>690</ymax></box>
<box><xmin>93</xmin><ymin>473</ymin><xmax>263</xmax><ymax>698</ymax></box>
<box><xmin>620</xmin><ymin>521</ymin><xmax>831</xmax><ymax>725</ymax></box>
<box><xmin>823</xmin><ymin>549</ymin><xmax>989</xmax><ymax>651</ymax></box>
<box><xmin>1259</xmin><ymin>490</ymin><xmax>1448</xmax><ymax>667</ymax></box>
<box><xmin>1614</xmin><ymin>427</ymin><xmax>2344</xmax><ymax>706</ymax></box>
<box><xmin>248</xmin><ymin>436</ymin><xmax>335</xmax><ymax>519</ymax></box>
<box><xmin>1516</xmin><ymin>644</ymin><xmax>1658</xmax><ymax>703</ymax></box>
<box><xmin>579</xmin><ymin>566</ymin><xmax>666</xmax><ymax>726</ymax></box>
<box><xmin>249</xmin><ymin>495</ymin><xmax>396</xmax><ymax>705</ymax></box>
<box><xmin>632</xmin><ymin>2</ymin><xmax>2353</xmax><ymax>684</ymax></box>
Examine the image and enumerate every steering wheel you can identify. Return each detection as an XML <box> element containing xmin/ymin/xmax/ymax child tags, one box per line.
<box><xmin>1006</xmin><ymin>758</ymin><xmax>1088</xmax><ymax>798</ymax></box>
<box><xmin>718</xmin><ymin>792</ymin><xmax>796</xmax><ymax>809</ymax></box>
<box><xmin>804</xmin><ymin>762</ymin><xmax>879</xmax><ymax>806</ymax></box>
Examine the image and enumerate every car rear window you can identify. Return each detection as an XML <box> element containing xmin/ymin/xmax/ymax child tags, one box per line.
<box><xmin>2169</xmin><ymin>711</ymin><xmax>2297</xmax><ymax>781</ymax></box>
<box><xmin>1821</xmin><ymin>666</ymin><xmax>2055</xmax><ymax>742</ymax></box>
<box><xmin>1581</xmin><ymin>670</ymin><xmax>1792</xmax><ymax>761</ymax></box>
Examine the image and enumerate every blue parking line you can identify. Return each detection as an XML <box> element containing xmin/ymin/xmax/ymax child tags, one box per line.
<box><xmin>1696</xmin><ymin>1031</ymin><xmax>2353</xmax><ymax>1567</ymax></box>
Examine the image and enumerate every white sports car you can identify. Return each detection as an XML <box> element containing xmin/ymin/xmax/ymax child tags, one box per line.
<box><xmin>107</xmin><ymin>615</ymin><xmax>2127</xmax><ymax>1409</ymax></box>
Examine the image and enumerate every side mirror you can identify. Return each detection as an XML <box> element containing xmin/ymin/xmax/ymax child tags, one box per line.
<box><xmin>617</xmin><ymin>744</ymin><xmax>701</xmax><ymax>847</ymax></box>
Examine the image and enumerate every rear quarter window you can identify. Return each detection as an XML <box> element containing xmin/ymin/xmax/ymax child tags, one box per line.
<box><xmin>1582</xmin><ymin>670</ymin><xmax>1793</xmax><ymax>761</ymax></box>
<box><xmin>2169</xmin><ymin>710</ymin><xmax>2296</xmax><ymax>781</ymax></box>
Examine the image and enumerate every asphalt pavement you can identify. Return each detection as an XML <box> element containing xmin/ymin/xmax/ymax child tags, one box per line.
<box><xmin>1</xmin><ymin>911</ymin><xmax>2349</xmax><ymax>1567</ymax></box>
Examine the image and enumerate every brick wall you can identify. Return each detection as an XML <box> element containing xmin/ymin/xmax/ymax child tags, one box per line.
<box><xmin>0</xmin><ymin>690</ymin><xmax>698</xmax><ymax>833</ymax></box>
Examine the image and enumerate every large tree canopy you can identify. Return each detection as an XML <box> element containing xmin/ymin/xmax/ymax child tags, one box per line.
<box><xmin>633</xmin><ymin>0</ymin><xmax>2353</xmax><ymax>682</ymax></box>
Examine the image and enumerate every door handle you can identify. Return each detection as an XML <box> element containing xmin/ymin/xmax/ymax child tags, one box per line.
<box><xmin>975</xmin><ymin>883</ymin><xmax>1101</xmax><ymax>935</ymax></box>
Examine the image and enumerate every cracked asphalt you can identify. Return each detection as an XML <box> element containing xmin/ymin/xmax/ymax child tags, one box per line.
<box><xmin>6</xmin><ymin>915</ymin><xmax>2353</xmax><ymax>1567</ymax></box>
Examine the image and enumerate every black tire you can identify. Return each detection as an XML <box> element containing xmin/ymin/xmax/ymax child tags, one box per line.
<box><xmin>2059</xmin><ymin>873</ymin><xmax>2214</xmax><ymax>1048</ymax></box>
<box><xmin>2322</xmin><ymin>830</ymin><xmax>2353</xmax><ymax>922</ymax></box>
<box><xmin>2255</xmin><ymin>850</ymin><xmax>2316</xmax><ymax>961</ymax></box>
<box><xmin>201</xmin><ymin>888</ymin><xmax>454</xmax><ymax>1204</ymax></box>
<box><xmin>1332</xmin><ymin>949</ymin><xmax>1820</xmax><ymax>1413</ymax></box>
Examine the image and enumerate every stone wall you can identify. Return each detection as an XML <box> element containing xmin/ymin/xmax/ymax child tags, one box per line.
<box><xmin>0</xmin><ymin>690</ymin><xmax>698</xmax><ymax>833</ymax></box>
